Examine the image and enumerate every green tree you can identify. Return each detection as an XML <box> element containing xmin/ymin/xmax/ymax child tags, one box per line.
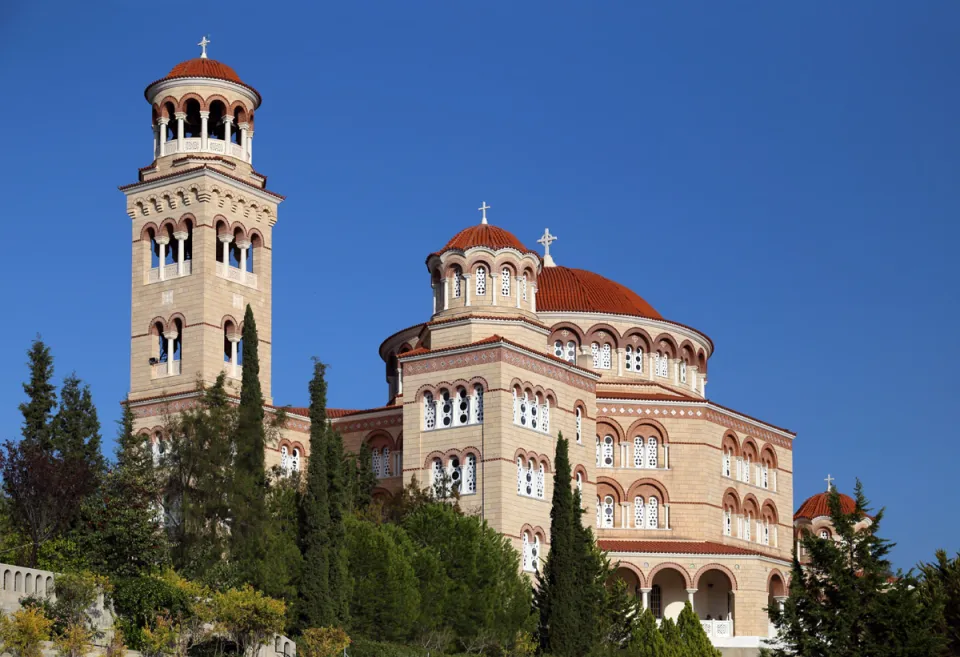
<box><xmin>211</xmin><ymin>585</ymin><xmax>286</xmax><ymax>657</ymax></box>
<box><xmin>677</xmin><ymin>602</ymin><xmax>720</xmax><ymax>656</ymax></box>
<box><xmin>51</xmin><ymin>374</ymin><xmax>105</xmax><ymax>479</ymax></box>
<box><xmin>919</xmin><ymin>550</ymin><xmax>960</xmax><ymax>656</ymax></box>
<box><xmin>326</xmin><ymin>428</ymin><xmax>351</xmax><ymax>625</ymax></box>
<box><xmin>0</xmin><ymin>607</ymin><xmax>54</xmax><ymax>657</ymax></box>
<box><xmin>261</xmin><ymin>471</ymin><xmax>303</xmax><ymax>618</ymax></box>
<box><xmin>601</xmin><ymin>576</ymin><xmax>638</xmax><ymax>648</ymax></box>
<box><xmin>765</xmin><ymin>481</ymin><xmax>943</xmax><ymax>657</ymax></box>
<box><xmin>659</xmin><ymin>617</ymin><xmax>682</xmax><ymax>657</ymax></box>
<box><xmin>355</xmin><ymin>442</ymin><xmax>377</xmax><ymax>511</ymax></box>
<box><xmin>83</xmin><ymin>402</ymin><xmax>168</xmax><ymax>578</ymax></box>
<box><xmin>298</xmin><ymin>361</ymin><xmax>333</xmax><ymax>629</ymax></box>
<box><xmin>19</xmin><ymin>337</ymin><xmax>56</xmax><ymax>450</ymax></box>
<box><xmin>630</xmin><ymin>607</ymin><xmax>667</xmax><ymax>657</ymax></box>
<box><xmin>232</xmin><ymin>305</ymin><xmax>268</xmax><ymax>591</ymax></box>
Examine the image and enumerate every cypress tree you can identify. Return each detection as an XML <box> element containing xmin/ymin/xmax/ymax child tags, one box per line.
<box><xmin>298</xmin><ymin>360</ymin><xmax>333</xmax><ymax>629</ymax></box>
<box><xmin>918</xmin><ymin>550</ymin><xmax>960</xmax><ymax>656</ymax></box>
<box><xmin>571</xmin><ymin>487</ymin><xmax>607</xmax><ymax>653</ymax></box>
<box><xmin>52</xmin><ymin>374</ymin><xmax>105</xmax><ymax>477</ymax></box>
<box><xmin>630</xmin><ymin>607</ymin><xmax>668</xmax><ymax>657</ymax></box>
<box><xmin>232</xmin><ymin>305</ymin><xmax>268</xmax><ymax>590</ymax></box>
<box><xmin>659</xmin><ymin>617</ymin><xmax>683</xmax><ymax>657</ymax></box>
<box><xmin>677</xmin><ymin>602</ymin><xmax>720</xmax><ymax>656</ymax></box>
<box><xmin>326</xmin><ymin>428</ymin><xmax>351</xmax><ymax>624</ymax></box>
<box><xmin>536</xmin><ymin>433</ymin><xmax>581</xmax><ymax>657</ymax></box>
<box><xmin>19</xmin><ymin>337</ymin><xmax>56</xmax><ymax>450</ymax></box>
<box><xmin>355</xmin><ymin>442</ymin><xmax>377</xmax><ymax>510</ymax></box>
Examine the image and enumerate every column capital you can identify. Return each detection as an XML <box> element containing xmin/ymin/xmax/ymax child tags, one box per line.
<box><xmin>222</xmin><ymin>115</ymin><xmax>234</xmax><ymax>125</ymax></box>
<box><xmin>218</xmin><ymin>233</ymin><xmax>234</xmax><ymax>244</ymax></box>
<box><xmin>200</xmin><ymin>111</ymin><xmax>210</xmax><ymax>118</ymax></box>
<box><xmin>174</xmin><ymin>112</ymin><xmax>187</xmax><ymax>120</ymax></box>
<box><xmin>155</xmin><ymin>235</ymin><xmax>170</xmax><ymax>245</ymax></box>
<box><xmin>773</xmin><ymin>595</ymin><xmax>787</xmax><ymax>603</ymax></box>
<box><xmin>236</xmin><ymin>239</ymin><xmax>252</xmax><ymax>249</ymax></box>
<box><xmin>227</xmin><ymin>333</ymin><xmax>241</xmax><ymax>344</ymax></box>
<box><xmin>172</xmin><ymin>231</ymin><xmax>188</xmax><ymax>241</ymax></box>
<box><xmin>164</xmin><ymin>331</ymin><xmax>179</xmax><ymax>340</ymax></box>
<box><xmin>685</xmin><ymin>588</ymin><xmax>698</xmax><ymax>594</ymax></box>
<box><xmin>238</xmin><ymin>122</ymin><xmax>250</xmax><ymax>129</ymax></box>
<box><xmin>639</xmin><ymin>587</ymin><xmax>653</xmax><ymax>593</ymax></box>
<box><xmin>157</xmin><ymin>117</ymin><xmax>170</xmax><ymax>125</ymax></box>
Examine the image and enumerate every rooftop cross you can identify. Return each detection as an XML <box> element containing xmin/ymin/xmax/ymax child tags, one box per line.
<box><xmin>198</xmin><ymin>36</ymin><xmax>211</xmax><ymax>59</ymax></box>
<box><xmin>824</xmin><ymin>474</ymin><xmax>835</xmax><ymax>492</ymax></box>
<box><xmin>538</xmin><ymin>228</ymin><xmax>558</xmax><ymax>267</ymax></box>
<box><xmin>478</xmin><ymin>201</ymin><xmax>490</xmax><ymax>225</ymax></box>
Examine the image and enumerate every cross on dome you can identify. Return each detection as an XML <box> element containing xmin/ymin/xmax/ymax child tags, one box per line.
<box><xmin>824</xmin><ymin>474</ymin><xmax>835</xmax><ymax>491</ymax></box>
<box><xmin>198</xmin><ymin>36</ymin><xmax>211</xmax><ymax>59</ymax></box>
<box><xmin>478</xmin><ymin>201</ymin><xmax>490</xmax><ymax>225</ymax></box>
<box><xmin>538</xmin><ymin>228</ymin><xmax>558</xmax><ymax>267</ymax></box>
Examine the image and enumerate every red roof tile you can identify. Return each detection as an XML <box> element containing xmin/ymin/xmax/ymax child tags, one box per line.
<box><xmin>282</xmin><ymin>406</ymin><xmax>400</xmax><ymax>420</ymax></box>
<box><xmin>597</xmin><ymin>540</ymin><xmax>765</xmax><ymax>556</ymax></box>
<box><xmin>433</xmin><ymin>224</ymin><xmax>534</xmax><ymax>257</ymax></box>
<box><xmin>537</xmin><ymin>266</ymin><xmax>662</xmax><ymax>319</ymax></box>
<box><xmin>794</xmin><ymin>491</ymin><xmax>857</xmax><ymax>521</ymax></box>
<box><xmin>145</xmin><ymin>57</ymin><xmax>262</xmax><ymax>105</ymax></box>
<box><xmin>397</xmin><ymin>334</ymin><xmax>599</xmax><ymax>376</ymax></box>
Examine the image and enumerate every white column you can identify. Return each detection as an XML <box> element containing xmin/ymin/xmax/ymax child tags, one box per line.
<box><xmin>219</xmin><ymin>234</ymin><xmax>233</xmax><ymax>267</ymax></box>
<box><xmin>431</xmin><ymin>283</ymin><xmax>437</xmax><ymax>314</ymax></box>
<box><xmin>397</xmin><ymin>365</ymin><xmax>403</xmax><ymax>395</ymax></box>
<box><xmin>686</xmin><ymin>589</ymin><xmax>697</xmax><ymax>608</ymax></box>
<box><xmin>492</xmin><ymin>274</ymin><xmax>498</xmax><ymax>306</ymax></box>
<box><xmin>173</xmin><ymin>231</ymin><xmax>187</xmax><ymax>276</ymax></box>
<box><xmin>152</xmin><ymin>123</ymin><xmax>158</xmax><ymax>159</ymax></box>
<box><xmin>239</xmin><ymin>122</ymin><xmax>249</xmax><ymax>160</ymax></box>
<box><xmin>443</xmin><ymin>278</ymin><xmax>449</xmax><ymax>309</ymax></box>
<box><xmin>175</xmin><ymin>112</ymin><xmax>186</xmax><ymax>152</ymax></box>
<box><xmin>200</xmin><ymin>111</ymin><xmax>210</xmax><ymax>150</ymax></box>
<box><xmin>516</xmin><ymin>277</ymin><xmax>521</xmax><ymax>308</ymax></box>
<box><xmin>246</xmin><ymin>130</ymin><xmax>254</xmax><ymax>161</ymax></box>
<box><xmin>774</xmin><ymin>596</ymin><xmax>787</xmax><ymax>612</ymax></box>
<box><xmin>664</xmin><ymin>504</ymin><xmax>670</xmax><ymax>530</ymax></box>
<box><xmin>640</xmin><ymin>588</ymin><xmax>651</xmax><ymax>611</ymax></box>
<box><xmin>621</xmin><ymin>503</ymin><xmax>629</xmax><ymax>528</ymax></box>
<box><xmin>166</xmin><ymin>332</ymin><xmax>178</xmax><ymax>376</ymax></box>
<box><xmin>230</xmin><ymin>337</ymin><xmax>240</xmax><ymax>378</ymax></box>
<box><xmin>617</xmin><ymin>347</ymin><xmax>623</xmax><ymax>375</ymax></box>
<box><xmin>531</xmin><ymin>283</ymin><xmax>537</xmax><ymax>312</ymax></box>
<box><xmin>222</xmin><ymin>116</ymin><xmax>234</xmax><ymax>149</ymax></box>
<box><xmin>237</xmin><ymin>239</ymin><xmax>251</xmax><ymax>275</ymax></box>
<box><xmin>464</xmin><ymin>274</ymin><xmax>471</xmax><ymax>306</ymax></box>
<box><xmin>664</xmin><ymin>444</ymin><xmax>669</xmax><ymax>469</ymax></box>
<box><xmin>156</xmin><ymin>236</ymin><xmax>169</xmax><ymax>281</ymax></box>
<box><xmin>158</xmin><ymin>118</ymin><xmax>169</xmax><ymax>156</ymax></box>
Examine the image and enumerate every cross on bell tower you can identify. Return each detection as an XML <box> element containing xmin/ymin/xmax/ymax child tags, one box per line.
<box><xmin>538</xmin><ymin>228</ymin><xmax>558</xmax><ymax>267</ymax></box>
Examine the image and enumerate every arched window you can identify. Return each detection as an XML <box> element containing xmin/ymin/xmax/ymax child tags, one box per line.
<box><xmin>626</xmin><ymin>345</ymin><xmax>643</xmax><ymax>372</ymax></box>
<box><xmin>439</xmin><ymin>389</ymin><xmax>453</xmax><ymax>428</ymax></box>
<box><xmin>474</xmin><ymin>384</ymin><xmax>484</xmax><ymax>423</ymax></box>
<box><xmin>453</xmin><ymin>267</ymin><xmax>462</xmax><ymax>298</ymax></box>
<box><xmin>633</xmin><ymin>437</ymin><xmax>644</xmax><ymax>468</ymax></box>
<box><xmin>744</xmin><ymin>512</ymin><xmax>753</xmax><ymax>541</ymax></box>
<box><xmin>650</xmin><ymin>585</ymin><xmax>663</xmax><ymax>619</ymax></box>
<box><xmin>602</xmin><ymin>495</ymin><xmax>615</xmax><ymax>528</ymax></box>
<box><xmin>521</xmin><ymin>274</ymin><xmax>528</xmax><ymax>301</ymax></box>
<box><xmin>524</xmin><ymin>460</ymin><xmax>535</xmax><ymax>497</ymax></box>
<box><xmin>455</xmin><ymin>387</ymin><xmax>469</xmax><ymax>426</ymax></box>
<box><xmin>763</xmin><ymin>520</ymin><xmax>771</xmax><ymax>545</ymax></box>
<box><xmin>522</xmin><ymin>532</ymin><xmax>533</xmax><ymax>572</ymax></box>
<box><xmin>280</xmin><ymin>446</ymin><xmax>289</xmax><ymax>474</ymax></box>
<box><xmin>501</xmin><ymin>267</ymin><xmax>511</xmax><ymax>297</ymax></box>
<box><xmin>536</xmin><ymin>463</ymin><xmax>545</xmax><ymax>499</ymax></box>
<box><xmin>448</xmin><ymin>456</ymin><xmax>462</xmax><ymax>494</ymax></box>
<box><xmin>541</xmin><ymin>398</ymin><xmax>550</xmax><ymax>434</ymax></box>
<box><xmin>530</xmin><ymin>394</ymin><xmax>540</xmax><ymax>430</ymax></box>
<box><xmin>554</xmin><ymin>340</ymin><xmax>564</xmax><ymax>359</ymax></box>
<box><xmin>600</xmin><ymin>435</ymin><xmax>614</xmax><ymax>468</ymax></box>
<box><xmin>819</xmin><ymin>529</ymin><xmax>830</xmax><ymax>540</ymax></box>
<box><xmin>517</xmin><ymin>458</ymin><xmax>524</xmax><ymax>494</ymax></box>
<box><xmin>724</xmin><ymin>509</ymin><xmax>732</xmax><ymax>536</ymax></box>
<box><xmin>762</xmin><ymin>463</ymin><xmax>769</xmax><ymax>489</ymax></box>
<box><xmin>291</xmin><ymin>448</ymin><xmax>301</xmax><ymax>472</ymax></box>
<box><xmin>565</xmin><ymin>341</ymin><xmax>577</xmax><ymax>363</ymax></box>
<box><xmin>531</xmin><ymin>535</ymin><xmax>541</xmax><ymax>572</ymax></box>
<box><xmin>634</xmin><ymin>496</ymin><xmax>645</xmax><ymax>528</ymax></box>
<box><xmin>575</xmin><ymin>407</ymin><xmax>582</xmax><ymax>443</ymax></box>
<box><xmin>475</xmin><ymin>266</ymin><xmax>486</xmax><ymax>296</ymax></box>
<box><xmin>576</xmin><ymin>472</ymin><xmax>583</xmax><ymax>497</ymax></box>
<box><xmin>647</xmin><ymin>497</ymin><xmax>659</xmax><ymax>529</ymax></box>
<box><xmin>680</xmin><ymin>360</ymin><xmax>688</xmax><ymax>383</ymax></box>
<box><xmin>655</xmin><ymin>351</ymin><xmax>668</xmax><ymax>377</ymax></box>
<box><xmin>744</xmin><ymin>456</ymin><xmax>751</xmax><ymax>484</ymax></box>
<box><xmin>646</xmin><ymin>437</ymin><xmax>658</xmax><ymax>469</ymax></box>
<box><xmin>372</xmin><ymin>448</ymin><xmax>381</xmax><ymax>478</ymax></box>
<box><xmin>424</xmin><ymin>392</ymin><xmax>436</xmax><ymax>430</ymax></box>
<box><xmin>595</xmin><ymin>436</ymin><xmax>601</xmax><ymax>467</ymax></box>
<box><xmin>600</xmin><ymin>343</ymin><xmax>612</xmax><ymax>370</ymax></box>
<box><xmin>517</xmin><ymin>392</ymin><xmax>529</xmax><ymax>427</ymax></box>
<box><xmin>591</xmin><ymin>342</ymin><xmax>600</xmax><ymax>368</ymax></box>
<box><xmin>463</xmin><ymin>455</ymin><xmax>476</xmax><ymax>494</ymax></box>
<box><xmin>382</xmin><ymin>447</ymin><xmax>391</xmax><ymax>477</ymax></box>
<box><xmin>432</xmin><ymin>457</ymin><xmax>444</xmax><ymax>492</ymax></box>
<box><xmin>722</xmin><ymin>449</ymin><xmax>732</xmax><ymax>477</ymax></box>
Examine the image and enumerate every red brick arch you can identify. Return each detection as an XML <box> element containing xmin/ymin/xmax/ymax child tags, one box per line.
<box><xmin>624</xmin><ymin>418</ymin><xmax>669</xmax><ymax>443</ymax></box>
<box><xmin>613</xmin><ymin>562</ymin><xmax>647</xmax><ymax>588</ymax></box>
<box><xmin>647</xmin><ymin>562</ymin><xmax>692</xmax><ymax>588</ymax></box>
<box><xmin>693</xmin><ymin>564</ymin><xmax>738</xmax><ymax>591</ymax></box>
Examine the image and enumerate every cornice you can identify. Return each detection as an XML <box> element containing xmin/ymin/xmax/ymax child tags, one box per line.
<box><xmin>145</xmin><ymin>76</ymin><xmax>261</xmax><ymax>108</ymax></box>
<box><xmin>121</xmin><ymin>165</ymin><xmax>282</xmax><ymax>203</ymax></box>
<box><xmin>427</xmin><ymin>314</ymin><xmax>550</xmax><ymax>335</ymax></box>
<box><xmin>537</xmin><ymin>310</ymin><xmax>714</xmax><ymax>356</ymax></box>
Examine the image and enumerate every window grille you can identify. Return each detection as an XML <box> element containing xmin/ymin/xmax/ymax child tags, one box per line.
<box><xmin>602</xmin><ymin>496</ymin><xmax>615</xmax><ymax>528</ymax></box>
<box><xmin>476</xmin><ymin>266</ymin><xmax>486</xmax><ymax>296</ymax></box>
<box><xmin>634</xmin><ymin>348</ymin><xmax>644</xmax><ymax>372</ymax></box>
<box><xmin>651</xmin><ymin>585</ymin><xmax>663</xmax><ymax>619</ymax></box>
<box><xmin>647</xmin><ymin>497</ymin><xmax>658</xmax><ymax>529</ymax></box>
<box><xmin>440</xmin><ymin>389</ymin><xmax>453</xmax><ymax>428</ymax></box>
<box><xmin>600</xmin><ymin>343</ymin><xmax>611</xmax><ymax>369</ymax></box>
<box><xmin>576</xmin><ymin>472</ymin><xmax>583</xmax><ymax>497</ymax></box>
<box><xmin>601</xmin><ymin>435</ymin><xmax>614</xmax><ymax>467</ymax></box>
<box><xmin>656</xmin><ymin>352</ymin><xmax>668</xmax><ymax>377</ymax></box>
<box><xmin>745</xmin><ymin>513</ymin><xmax>752</xmax><ymax>541</ymax></box>
<box><xmin>517</xmin><ymin>458</ymin><xmax>524</xmax><ymax>494</ymax></box>
<box><xmin>541</xmin><ymin>400</ymin><xmax>550</xmax><ymax>434</ymax></box>
<box><xmin>518</xmin><ymin>393</ymin><xmax>529</xmax><ymax>427</ymax></box>
<box><xmin>536</xmin><ymin>463</ymin><xmax>545</xmax><ymax>499</ymax></box>
<box><xmin>625</xmin><ymin>345</ymin><xmax>634</xmax><ymax>370</ymax></box>
<box><xmin>453</xmin><ymin>270</ymin><xmax>461</xmax><ymax>298</ymax></box>
<box><xmin>634</xmin><ymin>496</ymin><xmax>645</xmax><ymax>528</ymax></box>
<box><xmin>280</xmin><ymin>446</ymin><xmax>289</xmax><ymax>473</ymax></box>
<box><xmin>633</xmin><ymin>437</ymin><xmax>644</xmax><ymax>468</ymax></box>
<box><xmin>744</xmin><ymin>457</ymin><xmax>751</xmax><ymax>484</ymax></box>
<box><xmin>521</xmin><ymin>274</ymin><xmax>527</xmax><ymax>300</ymax></box>
<box><xmin>680</xmin><ymin>360</ymin><xmax>687</xmax><ymax>383</ymax></box>
<box><xmin>424</xmin><ymin>393</ymin><xmax>436</xmax><ymax>430</ymax></box>
<box><xmin>647</xmin><ymin>437</ymin><xmax>658</xmax><ymax>469</ymax></box>
<box><xmin>596</xmin><ymin>499</ymin><xmax>602</xmax><ymax>527</ymax></box>
<box><xmin>474</xmin><ymin>384</ymin><xmax>484</xmax><ymax>423</ymax></box>
<box><xmin>724</xmin><ymin>510</ymin><xmax>732</xmax><ymax>536</ymax></box>
<box><xmin>530</xmin><ymin>395</ymin><xmax>539</xmax><ymax>430</ymax></box>
<box><xmin>576</xmin><ymin>408</ymin><xmax>582</xmax><ymax>443</ymax></box>
<box><xmin>596</xmin><ymin>437</ymin><xmax>601</xmax><ymax>467</ymax></box>
<box><xmin>525</xmin><ymin>460</ymin><xmax>535</xmax><ymax>497</ymax></box>
<box><xmin>565</xmin><ymin>341</ymin><xmax>577</xmax><ymax>363</ymax></box>
<box><xmin>432</xmin><ymin>458</ymin><xmax>444</xmax><ymax>492</ymax></box>
<box><xmin>591</xmin><ymin>343</ymin><xmax>600</xmax><ymax>368</ymax></box>
<box><xmin>382</xmin><ymin>447</ymin><xmax>391</xmax><ymax>477</ymax></box>
<box><xmin>448</xmin><ymin>456</ymin><xmax>462</xmax><ymax>494</ymax></box>
<box><xmin>372</xmin><ymin>449</ymin><xmax>381</xmax><ymax>478</ymax></box>
<box><xmin>762</xmin><ymin>464</ymin><xmax>769</xmax><ymax>489</ymax></box>
<box><xmin>554</xmin><ymin>340</ymin><xmax>564</xmax><ymax>358</ymax></box>
<box><xmin>501</xmin><ymin>268</ymin><xmax>511</xmax><ymax>296</ymax></box>
<box><xmin>522</xmin><ymin>532</ymin><xmax>532</xmax><ymax>571</ymax></box>
<box><xmin>455</xmin><ymin>387</ymin><xmax>469</xmax><ymax>426</ymax></box>
<box><xmin>291</xmin><ymin>449</ymin><xmax>300</xmax><ymax>472</ymax></box>
<box><xmin>464</xmin><ymin>455</ymin><xmax>476</xmax><ymax>494</ymax></box>
<box><xmin>723</xmin><ymin>451</ymin><xmax>731</xmax><ymax>477</ymax></box>
<box><xmin>531</xmin><ymin>535</ymin><xmax>541</xmax><ymax>572</ymax></box>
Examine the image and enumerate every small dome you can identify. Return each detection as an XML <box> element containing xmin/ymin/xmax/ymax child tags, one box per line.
<box><xmin>794</xmin><ymin>491</ymin><xmax>857</xmax><ymax>521</ymax></box>
<box><xmin>145</xmin><ymin>57</ymin><xmax>261</xmax><ymax>105</ymax></box>
<box><xmin>537</xmin><ymin>266</ymin><xmax>662</xmax><ymax>319</ymax></box>
<box><xmin>435</xmin><ymin>224</ymin><xmax>534</xmax><ymax>256</ymax></box>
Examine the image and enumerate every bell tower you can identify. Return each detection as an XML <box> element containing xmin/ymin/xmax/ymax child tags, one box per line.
<box><xmin>122</xmin><ymin>38</ymin><xmax>281</xmax><ymax>406</ymax></box>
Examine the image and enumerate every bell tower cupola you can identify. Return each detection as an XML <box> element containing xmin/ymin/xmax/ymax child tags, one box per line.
<box><xmin>122</xmin><ymin>39</ymin><xmax>281</xmax><ymax>407</ymax></box>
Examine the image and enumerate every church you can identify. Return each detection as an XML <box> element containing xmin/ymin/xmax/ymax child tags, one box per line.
<box><xmin>121</xmin><ymin>42</ymin><xmax>845</xmax><ymax>652</ymax></box>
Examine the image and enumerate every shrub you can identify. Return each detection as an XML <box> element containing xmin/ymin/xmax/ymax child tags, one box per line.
<box><xmin>346</xmin><ymin>637</ymin><xmax>427</xmax><ymax>657</ymax></box>
<box><xmin>0</xmin><ymin>607</ymin><xmax>54</xmax><ymax>657</ymax></box>
<box><xmin>299</xmin><ymin>627</ymin><xmax>351</xmax><ymax>657</ymax></box>
<box><xmin>54</xmin><ymin>622</ymin><xmax>92</xmax><ymax>657</ymax></box>
<box><xmin>212</xmin><ymin>584</ymin><xmax>286</xmax><ymax>657</ymax></box>
<box><xmin>111</xmin><ymin>574</ymin><xmax>189</xmax><ymax>649</ymax></box>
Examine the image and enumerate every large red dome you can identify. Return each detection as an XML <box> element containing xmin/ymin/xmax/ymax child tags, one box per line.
<box><xmin>434</xmin><ymin>224</ymin><xmax>534</xmax><ymax>256</ymax></box>
<box><xmin>794</xmin><ymin>491</ymin><xmax>857</xmax><ymax>521</ymax></box>
<box><xmin>145</xmin><ymin>58</ymin><xmax>261</xmax><ymax>105</ymax></box>
<box><xmin>537</xmin><ymin>266</ymin><xmax>662</xmax><ymax>319</ymax></box>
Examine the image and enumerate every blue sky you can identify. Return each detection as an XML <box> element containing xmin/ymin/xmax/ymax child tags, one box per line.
<box><xmin>0</xmin><ymin>1</ymin><xmax>957</xmax><ymax>568</ymax></box>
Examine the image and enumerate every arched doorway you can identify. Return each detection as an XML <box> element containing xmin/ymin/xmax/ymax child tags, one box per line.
<box><xmin>694</xmin><ymin>567</ymin><xmax>735</xmax><ymax>639</ymax></box>
<box><xmin>649</xmin><ymin>566</ymin><xmax>689</xmax><ymax>622</ymax></box>
<box><xmin>612</xmin><ymin>566</ymin><xmax>642</xmax><ymax>598</ymax></box>
<box><xmin>767</xmin><ymin>571</ymin><xmax>787</xmax><ymax>637</ymax></box>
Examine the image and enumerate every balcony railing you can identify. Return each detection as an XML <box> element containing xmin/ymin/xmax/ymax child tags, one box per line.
<box><xmin>152</xmin><ymin>361</ymin><xmax>181</xmax><ymax>378</ymax></box>
<box><xmin>700</xmin><ymin>619</ymin><xmax>733</xmax><ymax>639</ymax></box>
<box><xmin>216</xmin><ymin>261</ymin><xmax>258</xmax><ymax>289</ymax></box>
<box><xmin>159</xmin><ymin>136</ymin><xmax>250</xmax><ymax>162</ymax></box>
<box><xmin>146</xmin><ymin>261</ymin><xmax>192</xmax><ymax>284</ymax></box>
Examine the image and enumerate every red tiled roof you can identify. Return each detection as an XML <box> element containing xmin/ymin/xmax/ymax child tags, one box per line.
<box><xmin>433</xmin><ymin>224</ymin><xmax>534</xmax><ymax>257</ymax></box>
<box><xmin>794</xmin><ymin>491</ymin><xmax>857</xmax><ymax>521</ymax></box>
<box><xmin>282</xmin><ymin>406</ymin><xmax>401</xmax><ymax>421</ymax></box>
<box><xmin>397</xmin><ymin>334</ymin><xmax>599</xmax><ymax>376</ymax></box>
<box><xmin>145</xmin><ymin>57</ymin><xmax>262</xmax><ymax>105</ymax></box>
<box><xmin>537</xmin><ymin>266</ymin><xmax>662</xmax><ymax>319</ymax></box>
<box><xmin>597</xmin><ymin>540</ymin><xmax>764</xmax><ymax>556</ymax></box>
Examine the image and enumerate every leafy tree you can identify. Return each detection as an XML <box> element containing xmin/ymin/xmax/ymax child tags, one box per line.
<box><xmin>0</xmin><ymin>607</ymin><xmax>54</xmax><ymax>657</ymax></box>
<box><xmin>343</xmin><ymin>516</ymin><xmax>421</xmax><ymax>642</ymax></box>
<box><xmin>232</xmin><ymin>305</ymin><xmax>269</xmax><ymax>591</ymax></box>
<box><xmin>212</xmin><ymin>585</ymin><xmax>287</xmax><ymax>657</ymax></box>
<box><xmin>327</xmin><ymin>428</ymin><xmax>351</xmax><ymax>625</ymax></box>
<box><xmin>53</xmin><ymin>622</ymin><xmax>92</xmax><ymax>657</ymax></box>
<box><xmin>601</xmin><ymin>576</ymin><xmax>638</xmax><ymax>648</ymax></box>
<box><xmin>629</xmin><ymin>607</ymin><xmax>668</xmax><ymax>657</ymax></box>
<box><xmin>355</xmin><ymin>442</ymin><xmax>377</xmax><ymax>511</ymax></box>
<box><xmin>111</xmin><ymin>573</ymin><xmax>190</xmax><ymax>649</ymax></box>
<box><xmin>83</xmin><ymin>402</ymin><xmax>168</xmax><ymax>578</ymax></box>
<box><xmin>298</xmin><ymin>360</ymin><xmax>333</xmax><ymax>629</ymax></box>
<box><xmin>51</xmin><ymin>374</ymin><xmax>105</xmax><ymax>481</ymax></box>
<box><xmin>570</xmin><ymin>487</ymin><xmax>607</xmax><ymax>653</ymax></box>
<box><xmin>299</xmin><ymin>627</ymin><xmax>351</xmax><ymax>657</ymax></box>
<box><xmin>161</xmin><ymin>375</ymin><xmax>236</xmax><ymax>581</ymax></box>
<box><xmin>677</xmin><ymin>602</ymin><xmax>720</xmax><ymax>656</ymax></box>
<box><xmin>49</xmin><ymin>572</ymin><xmax>110</xmax><ymax>636</ymax></box>
<box><xmin>19</xmin><ymin>337</ymin><xmax>56</xmax><ymax>450</ymax></box>
<box><xmin>919</xmin><ymin>550</ymin><xmax>960</xmax><ymax>656</ymax></box>
<box><xmin>262</xmin><ymin>472</ymin><xmax>303</xmax><ymax>612</ymax></box>
<box><xmin>0</xmin><ymin>440</ymin><xmax>94</xmax><ymax>567</ymax></box>
<box><xmin>765</xmin><ymin>481</ymin><xmax>943</xmax><ymax>657</ymax></box>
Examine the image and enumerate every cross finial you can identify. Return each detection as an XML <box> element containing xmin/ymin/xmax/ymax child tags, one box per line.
<box><xmin>198</xmin><ymin>36</ymin><xmax>211</xmax><ymax>59</ymax></box>
<box><xmin>824</xmin><ymin>474</ymin><xmax>835</xmax><ymax>492</ymax></box>
<box><xmin>478</xmin><ymin>202</ymin><xmax>490</xmax><ymax>224</ymax></box>
<box><xmin>538</xmin><ymin>228</ymin><xmax>558</xmax><ymax>267</ymax></box>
